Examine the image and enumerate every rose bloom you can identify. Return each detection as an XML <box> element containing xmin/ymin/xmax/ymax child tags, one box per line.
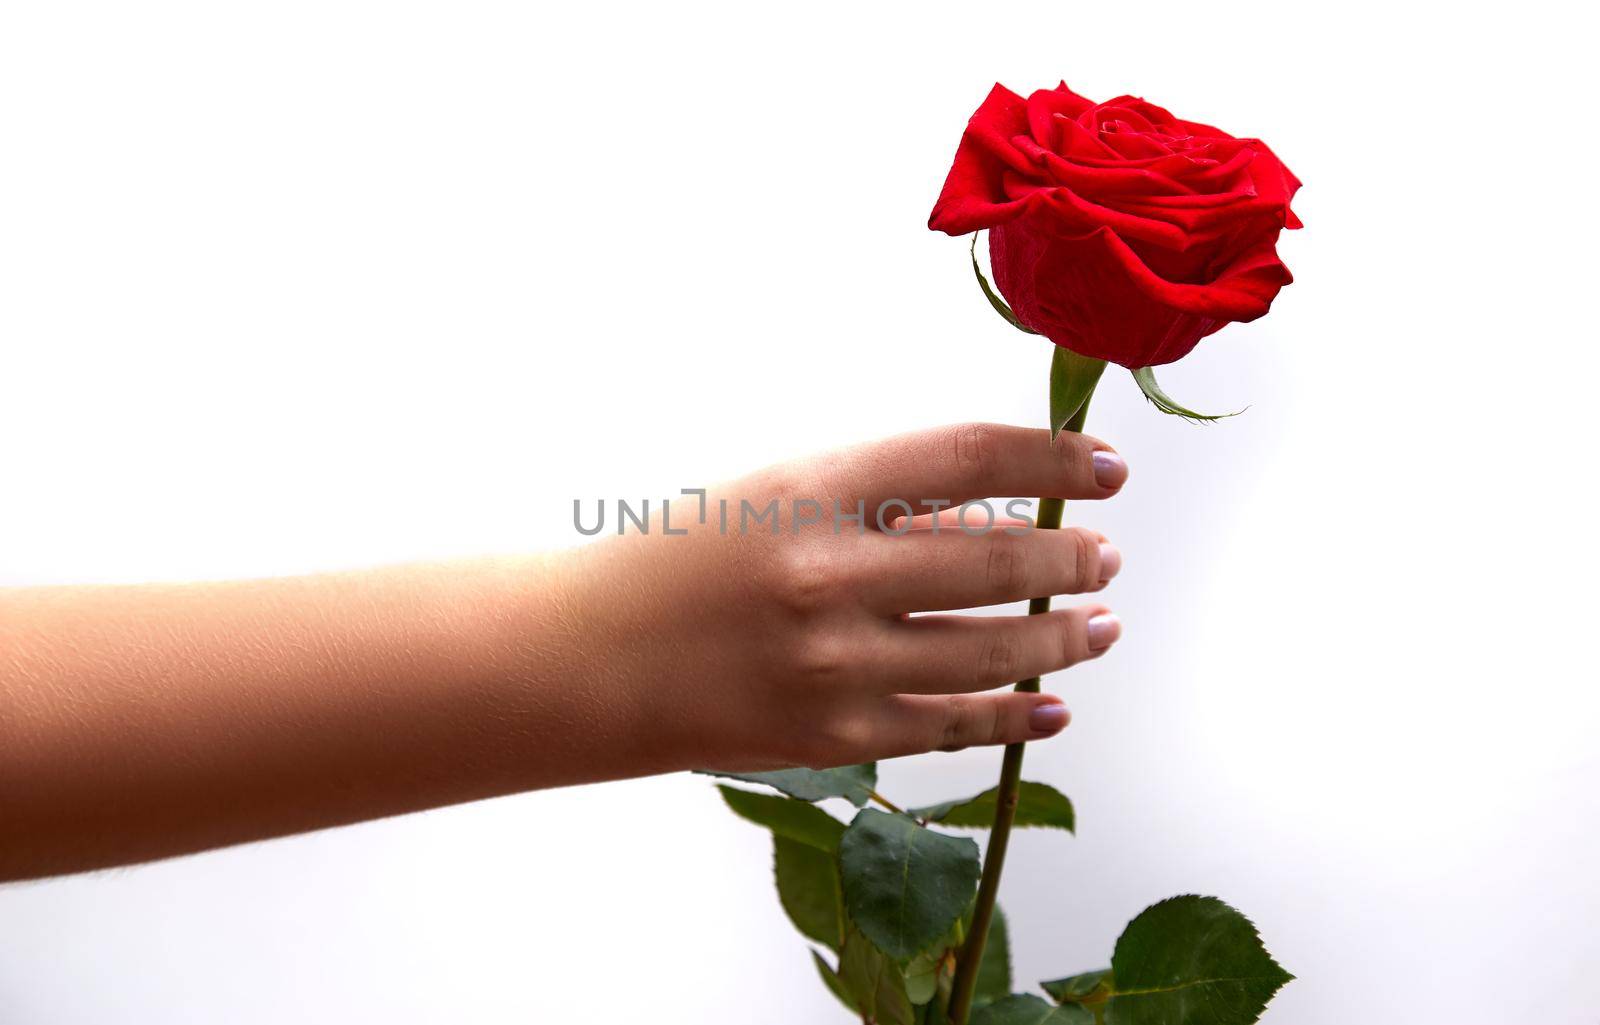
<box><xmin>930</xmin><ymin>82</ymin><xmax>1301</xmax><ymax>368</ymax></box>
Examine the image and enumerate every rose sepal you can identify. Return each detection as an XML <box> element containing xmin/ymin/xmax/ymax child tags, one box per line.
<box><xmin>969</xmin><ymin>233</ymin><xmax>1036</xmax><ymax>336</ymax></box>
<box><xmin>1049</xmin><ymin>347</ymin><xmax>1106</xmax><ymax>440</ymax></box>
<box><xmin>1131</xmin><ymin>365</ymin><xmax>1245</xmax><ymax>423</ymax></box>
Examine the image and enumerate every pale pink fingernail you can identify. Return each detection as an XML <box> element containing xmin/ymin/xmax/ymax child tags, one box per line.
<box><xmin>1092</xmin><ymin>450</ymin><xmax>1128</xmax><ymax>489</ymax></box>
<box><xmin>1028</xmin><ymin>703</ymin><xmax>1070</xmax><ymax>735</ymax></box>
<box><xmin>1087</xmin><ymin>612</ymin><xmax>1122</xmax><ymax>651</ymax></box>
<box><xmin>1098</xmin><ymin>543</ymin><xmax>1122</xmax><ymax>583</ymax></box>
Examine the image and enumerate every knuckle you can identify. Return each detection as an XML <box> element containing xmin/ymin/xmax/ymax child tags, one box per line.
<box><xmin>983</xmin><ymin>701</ymin><xmax>1007</xmax><ymax>745</ymax></box>
<box><xmin>791</xmin><ymin>626</ymin><xmax>852</xmax><ymax>682</ymax></box>
<box><xmin>770</xmin><ymin>544</ymin><xmax>846</xmax><ymax>616</ymax></box>
<box><xmin>977</xmin><ymin>627</ymin><xmax>1021</xmax><ymax>685</ymax></box>
<box><xmin>949</xmin><ymin>422</ymin><xmax>1000</xmax><ymax>490</ymax></box>
<box><xmin>937</xmin><ymin>696</ymin><xmax>974</xmax><ymax>752</ymax></box>
<box><xmin>985</xmin><ymin>532</ymin><xmax>1029</xmax><ymax>597</ymax></box>
<box><xmin>935</xmin><ymin>696</ymin><xmax>1004</xmax><ymax>752</ymax></box>
<box><xmin>1052</xmin><ymin>430</ymin><xmax>1094</xmax><ymax>481</ymax></box>
<box><xmin>1067</xmin><ymin>529</ymin><xmax>1098</xmax><ymax>590</ymax></box>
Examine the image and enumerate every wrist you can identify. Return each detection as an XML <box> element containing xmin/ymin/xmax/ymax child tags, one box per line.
<box><xmin>510</xmin><ymin>541</ymin><xmax>705</xmax><ymax>786</ymax></box>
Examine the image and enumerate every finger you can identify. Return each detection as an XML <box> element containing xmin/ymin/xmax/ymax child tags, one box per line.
<box><xmin>856</xmin><ymin>527</ymin><xmax>1120</xmax><ymax>614</ymax></box>
<box><xmin>865</xmin><ymin>692</ymin><xmax>1072</xmax><ymax>759</ymax></box>
<box><xmin>837</xmin><ymin>423</ymin><xmax>1128</xmax><ymax>523</ymax></box>
<box><xmin>875</xmin><ymin>606</ymin><xmax>1122</xmax><ymax>695</ymax></box>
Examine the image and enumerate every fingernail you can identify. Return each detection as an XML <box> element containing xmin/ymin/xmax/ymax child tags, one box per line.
<box><xmin>1092</xmin><ymin>450</ymin><xmax>1128</xmax><ymax>489</ymax></box>
<box><xmin>1028</xmin><ymin>702</ymin><xmax>1070</xmax><ymax>735</ymax></box>
<box><xmin>1087</xmin><ymin>612</ymin><xmax>1121</xmax><ymax>652</ymax></box>
<box><xmin>1098</xmin><ymin>543</ymin><xmax>1122</xmax><ymax>583</ymax></box>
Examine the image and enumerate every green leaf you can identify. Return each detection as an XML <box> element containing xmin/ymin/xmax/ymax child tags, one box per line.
<box><xmin>973</xmin><ymin>906</ymin><xmax>1013</xmax><ymax>1007</ymax></box>
<box><xmin>972</xmin><ymin>994</ymin><xmax>1094</xmax><ymax>1025</ymax></box>
<box><xmin>1102</xmin><ymin>895</ymin><xmax>1292</xmax><ymax>1025</ymax></box>
<box><xmin>717</xmin><ymin>785</ymin><xmax>847</xmax><ymax>851</ymax></box>
<box><xmin>903</xmin><ymin>896</ymin><xmax>997</xmax><ymax>1007</ymax></box>
<box><xmin>902</xmin><ymin>946</ymin><xmax>944</xmax><ymax>1006</ymax></box>
<box><xmin>1050</xmin><ymin>346</ymin><xmax>1108</xmax><ymax>439</ymax></box>
<box><xmin>812</xmin><ymin>949</ymin><xmax>859</xmax><ymax>1013</ymax></box>
<box><xmin>971</xmin><ymin>232</ymin><xmax>1037</xmax><ymax>335</ymax></box>
<box><xmin>700</xmin><ymin>764</ymin><xmax>877</xmax><ymax>806</ymax></box>
<box><xmin>838</xmin><ymin>930</ymin><xmax>917</xmax><ymax>1025</ymax></box>
<box><xmin>1042</xmin><ymin>969</ymin><xmax>1112</xmax><ymax>1004</ymax></box>
<box><xmin>838</xmin><ymin>809</ymin><xmax>982</xmax><ymax>961</ymax></box>
<box><xmin>774</xmin><ymin>835</ymin><xmax>846</xmax><ymax>951</ymax></box>
<box><xmin>1130</xmin><ymin>366</ymin><xmax>1243</xmax><ymax>423</ymax></box>
<box><xmin>911</xmin><ymin>781</ymin><xmax>1076</xmax><ymax>833</ymax></box>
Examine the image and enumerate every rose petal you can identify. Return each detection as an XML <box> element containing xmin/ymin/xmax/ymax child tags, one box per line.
<box><xmin>1025</xmin><ymin>86</ymin><xmax>1095</xmax><ymax>153</ymax></box>
<box><xmin>990</xmin><ymin>214</ymin><xmax>1294</xmax><ymax>367</ymax></box>
<box><xmin>928</xmin><ymin>84</ymin><xmax>1045</xmax><ymax>234</ymax></box>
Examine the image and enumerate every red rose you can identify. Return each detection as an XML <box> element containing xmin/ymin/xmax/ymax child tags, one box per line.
<box><xmin>929</xmin><ymin>82</ymin><xmax>1302</xmax><ymax>368</ymax></box>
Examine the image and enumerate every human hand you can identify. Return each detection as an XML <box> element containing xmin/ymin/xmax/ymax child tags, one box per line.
<box><xmin>564</xmin><ymin>423</ymin><xmax>1128</xmax><ymax>775</ymax></box>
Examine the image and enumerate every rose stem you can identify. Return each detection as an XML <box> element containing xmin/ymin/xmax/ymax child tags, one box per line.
<box><xmin>946</xmin><ymin>398</ymin><xmax>1092</xmax><ymax>1025</ymax></box>
<box><xmin>868</xmin><ymin>789</ymin><xmax>906</xmax><ymax>816</ymax></box>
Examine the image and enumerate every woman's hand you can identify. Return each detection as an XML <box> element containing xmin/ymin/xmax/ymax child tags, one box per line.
<box><xmin>0</xmin><ymin>423</ymin><xmax>1125</xmax><ymax>880</ymax></box>
<box><xmin>566</xmin><ymin>422</ymin><xmax>1127</xmax><ymax>774</ymax></box>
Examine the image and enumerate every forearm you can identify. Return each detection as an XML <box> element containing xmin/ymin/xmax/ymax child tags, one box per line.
<box><xmin>0</xmin><ymin>553</ymin><xmax>659</xmax><ymax>881</ymax></box>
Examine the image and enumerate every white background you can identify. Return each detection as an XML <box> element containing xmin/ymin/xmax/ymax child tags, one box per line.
<box><xmin>2</xmin><ymin>2</ymin><xmax>1596</xmax><ymax>1022</ymax></box>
